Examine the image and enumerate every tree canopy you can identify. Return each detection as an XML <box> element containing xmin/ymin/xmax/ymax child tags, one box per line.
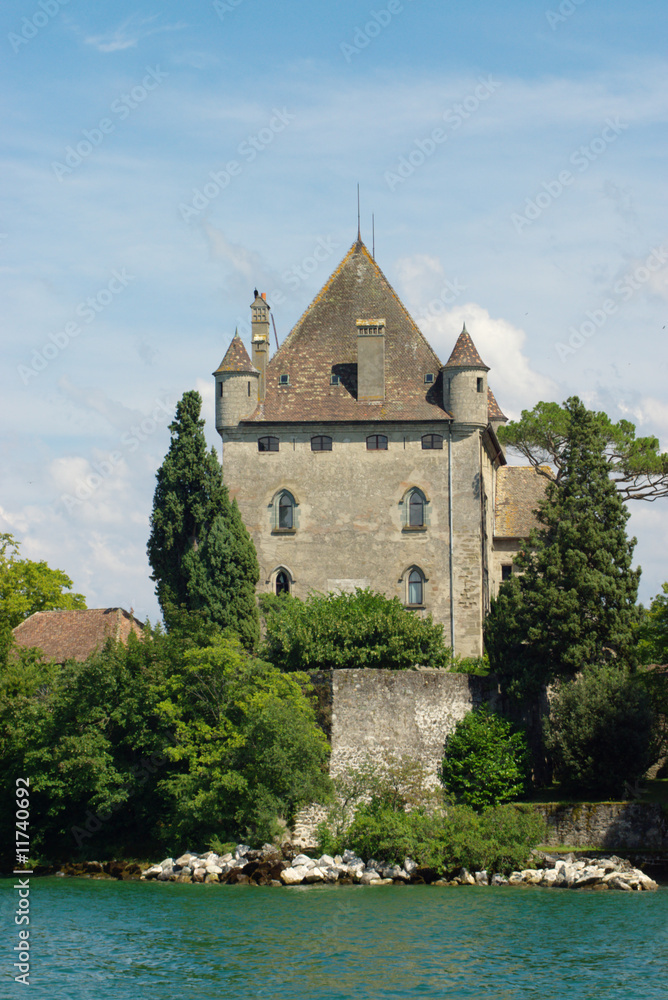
<box><xmin>498</xmin><ymin>400</ymin><xmax>668</xmax><ymax>501</ymax></box>
<box><xmin>0</xmin><ymin>533</ymin><xmax>86</xmax><ymax>654</ymax></box>
<box><xmin>0</xmin><ymin>620</ymin><xmax>331</xmax><ymax>860</ymax></box>
<box><xmin>147</xmin><ymin>391</ymin><xmax>260</xmax><ymax>647</ymax></box>
<box><xmin>260</xmin><ymin>587</ymin><xmax>451</xmax><ymax>671</ymax></box>
<box><xmin>486</xmin><ymin>397</ymin><xmax>641</xmax><ymax>699</ymax></box>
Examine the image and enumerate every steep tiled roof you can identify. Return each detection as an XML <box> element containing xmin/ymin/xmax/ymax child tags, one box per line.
<box><xmin>444</xmin><ymin>325</ymin><xmax>489</xmax><ymax>370</ymax></box>
<box><xmin>494</xmin><ymin>466</ymin><xmax>552</xmax><ymax>538</ymax></box>
<box><xmin>213</xmin><ymin>331</ymin><xmax>258</xmax><ymax>375</ymax></box>
<box><xmin>245</xmin><ymin>240</ymin><xmax>451</xmax><ymax>423</ymax></box>
<box><xmin>488</xmin><ymin>388</ymin><xmax>507</xmax><ymax>423</ymax></box>
<box><xmin>12</xmin><ymin>608</ymin><xmax>144</xmax><ymax>663</ymax></box>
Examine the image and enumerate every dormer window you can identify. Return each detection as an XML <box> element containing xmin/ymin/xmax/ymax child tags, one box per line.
<box><xmin>424</xmin><ymin>373</ymin><xmax>435</xmax><ymax>384</ymax></box>
<box><xmin>330</xmin><ymin>374</ymin><xmax>340</xmax><ymax>385</ymax></box>
<box><xmin>279</xmin><ymin>373</ymin><xmax>290</xmax><ymax>385</ymax></box>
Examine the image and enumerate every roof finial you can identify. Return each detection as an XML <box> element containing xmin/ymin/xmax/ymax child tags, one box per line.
<box><xmin>357</xmin><ymin>183</ymin><xmax>361</xmax><ymax>242</ymax></box>
<box><xmin>372</xmin><ymin>212</ymin><xmax>375</xmax><ymax>259</ymax></box>
<box><xmin>234</xmin><ymin>326</ymin><xmax>239</xmax><ymax>338</ymax></box>
<box><xmin>462</xmin><ymin>321</ymin><xmax>468</xmax><ymax>334</ymax></box>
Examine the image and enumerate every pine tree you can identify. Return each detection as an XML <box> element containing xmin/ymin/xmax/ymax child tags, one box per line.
<box><xmin>147</xmin><ymin>391</ymin><xmax>260</xmax><ymax>646</ymax></box>
<box><xmin>485</xmin><ymin>397</ymin><xmax>641</xmax><ymax>699</ymax></box>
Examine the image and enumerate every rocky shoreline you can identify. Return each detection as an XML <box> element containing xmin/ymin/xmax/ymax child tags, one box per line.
<box><xmin>138</xmin><ymin>844</ymin><xmax>659</xmax><ymax>891</ymax></box>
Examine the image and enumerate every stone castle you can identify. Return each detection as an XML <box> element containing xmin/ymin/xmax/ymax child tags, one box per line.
<box><xmin>213</xmin><ymin>238</ymin><xmax>544</xmax><ymax>657</ymax></box>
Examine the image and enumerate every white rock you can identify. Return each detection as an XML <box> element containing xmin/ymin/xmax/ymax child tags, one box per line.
<box><xmin>318</xmin><ymin>855</ymin><xmax>335</xmax><ymax>867</ymax></box>
<box><xmin>369</xmin><ymin>878</ymin><xmax>394</xmax><ymax>885</ymax></box>
<box><xmin>280</xmin><ymin>866</ymin><xmax>308</xmax><ymax>885</ymax></box>
<box><xmin>404</xmin><ymin>858</ymin><xmax>418</xmax><ymax>874</ymax></box>
<box><xmin>292</xmin><ymin>853</ymin><xmax>313</xmax><ymax>867</ymax></box>
<box><xmin>206</xmin><ymin>864</ymin><xmax>223</xmax><ymax>875</ymax></box>
<box><xmin>304</xmin><ymin>867</ymin><xmax>326</xmax><ymax>883</ymax></box>
<box><xmin>474</xmin><ymin>871</ymin><xmax>489</xmax><ymax>885</ymax></box>
<box><xmin>160</xmin><ymin>858</ymin><xmax>174</xmax><ymax>868</ymax></box>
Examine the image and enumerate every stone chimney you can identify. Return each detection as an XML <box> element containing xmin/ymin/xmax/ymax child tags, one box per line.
<box><xmin>356</xmin><ymin>318</ymin><xmax>386</xmax><ymax>402</ymax></box>
<box><xmin>251</xmin><ymin>290</ymin><xmax>270</xmax><ymax>402</ymax></box>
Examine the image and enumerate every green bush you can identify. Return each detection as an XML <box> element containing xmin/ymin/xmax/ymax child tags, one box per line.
<box><xmin>318</xmin><ymin>801</ymin><xmax>545</xmax><ymax>876</ymax></box>
<box><xmin>544</xmin><ymin>663</ymin><xmax>658</xmax><ymax>797</ymax></box>
<box><xmin>260</xmin><ymin>588</ymin><xmax>450</xmax><ymax>671</ymax></box>
<box><xmin>439</xmin><ymin>707</ymin><xmax>531</xmax><ymax>810</ymax></box>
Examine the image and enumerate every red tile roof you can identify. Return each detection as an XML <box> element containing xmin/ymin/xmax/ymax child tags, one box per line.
<box><xmin>213</xmin><ymin>332</ymin><xmax>258</xmax><ymax>375</ymax></box>
<box><xmin>494</xmin><ymin>466</ymin><xmax>552</xmax><ymax>538</ymax></box>
<box><xmin>443</xmin><ymin>325</ymin><xmax>489</xmax><ymax>370</ymax></box>
<box><xmin>12</xmin><ymin>608</ymin><xmax>144</xmax><ymax>663</ymax></box>
<box><xmin>488</xmin><ymin>388</ymin><xmax>507</xmax><ymax>423</ymax></box>
<box><xmin>245</xmin><ymin>240</ymin><xmax>451</xmax><ymax>423</ymax></box>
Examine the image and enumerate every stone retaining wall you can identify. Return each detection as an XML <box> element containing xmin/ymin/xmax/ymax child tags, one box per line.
<box><xmin>538</xmin><ymin>802</ymin><xmax>668</xmax><ymax>850</ymax></box>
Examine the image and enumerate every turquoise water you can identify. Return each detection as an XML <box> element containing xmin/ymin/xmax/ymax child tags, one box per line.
<box><xmin>2</xmin><ymin>878</ymin><xmax>667</xmax><ymax>999</ymax></box>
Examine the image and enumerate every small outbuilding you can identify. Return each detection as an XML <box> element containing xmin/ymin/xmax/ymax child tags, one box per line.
<box><xmin>12</xmin><ymin>607</ymin><xmax>144</xmax><ymax>664</ymax></box>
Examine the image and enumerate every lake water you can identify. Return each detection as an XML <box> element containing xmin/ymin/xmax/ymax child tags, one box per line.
<box><xmin>2</xmin><ymin>877</ymin><xmax>667</xmax><ymax>999</ymax></box>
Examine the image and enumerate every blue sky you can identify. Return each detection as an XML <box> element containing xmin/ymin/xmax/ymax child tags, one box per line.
<box><xmin>1</xmin><ymin>0</ymin><xmax>667</xmax><ymax>621</ymax></box>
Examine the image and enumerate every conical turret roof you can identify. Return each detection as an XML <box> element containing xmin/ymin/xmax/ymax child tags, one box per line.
<box><xmin>213</xmin><ymin>330</ymin><xmax>259</xmax><ymax>375</ymax></box>
<box><xmin>443</xmin><ymin>324</ymin><xmax>489</xmax><ymax>371</ymax></box>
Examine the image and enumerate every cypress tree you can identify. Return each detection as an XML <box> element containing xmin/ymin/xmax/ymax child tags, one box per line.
<box><xmin>147</xmin><ymin>391</ymin><xmax>260</xmax><ymax>646</ymax></box>
<box><xmin>485</xmin><ymin>396</ymin><xmax>640</xmax><ymax>699</ymax></box>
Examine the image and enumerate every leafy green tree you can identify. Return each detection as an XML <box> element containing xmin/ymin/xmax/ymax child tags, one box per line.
<box><xmin>637</xmin><ymin>583</ymin><xmax>668</xmax><ymax>664</ymax></box>
<box><xmin>486</xmin><ymin>397</ymin><xmax>641</xmax><ymax>700</ymax></box>
<box><xmin>439</xmin><ymin>707</ymin><xmax>531</xmax><ymax>810</ymax></box>
<box><xmin>0</xmin><ymin>628</ymin><xmax>172</xmax><ymax>861</ymax></box>
<box><xmin>498</xmin><ymin>400</ymin><xmax>668</xmax><ymax>501</ymax></box>
<box><xmin>155</xmin><ymin>634</ymin><xmax>331</xmax><ymax>845</ymax></box>
<box><xmin>0</xmin><ymin>534</ymin><xmax>86</xmax><ymax>655</ymax></box>
<box><xmin>260</xmin><ymin>588</ymin><xmax>451</xmax><ymax>671</ymax></box>
<box><xmin>147</xmin><ymin>391</ymin><xmax>260</xmax><ymax>647</ymax></box>
<box><xmin>544</xmin><ymin>663</ymin><xmax>658</xmax><ymax>797</ymax></box>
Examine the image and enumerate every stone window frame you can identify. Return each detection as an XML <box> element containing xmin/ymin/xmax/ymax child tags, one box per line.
<box><xmin>366</xmin><ymin>434</ymin><xmax>388</xmax><ymax>451</ymax></box>
<box><xmin>258</xmin><ymin>435</ymin><xmax>279</xmax><ymax>452</ymax></box>
<box><xmin>311</xmin><ymin>435</ymin><xmax>333</xmax><ymax>452</ymax></box>
<box><xmin>272</xmin><ymin>565</ymin><xmax>293</xmax><ymax>595</ymax></box>
<box><xmin>400</xmin><ymin>486</ymin><xmax>429</xmax><ymax>532</ymax></box>
<box><xmin>403</xmin><ymin>565</ymin><xmax>427</xmax><ymax>608</ymax></box>
<box><xmin>271</xmin><ymin>489</ymin><xmax>298</xmax><ymax>534</ymax></box>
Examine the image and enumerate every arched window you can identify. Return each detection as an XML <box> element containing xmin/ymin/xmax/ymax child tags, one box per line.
<box><xmin>421</xmin><ymin>434</ymin><xmax>443</xmax><ymax>450</ymax></box>
<box><xmin>278</xmin><ymin>492</ymin><xmax>294</xmax><ymax>530</ymax></box>
<box><xmin>407</xmin><ymin>568</ymin><xmax>424</xmax><ymax>607</ymax></box>
<box><xmin>311</xmin><ymin>435</ymin><xmax>332</xmax><ymax>451</ymax></box>
<box><xmin>366</xmin><ymin>434</ymin><xmax>388</xmax><ymax>450</ymax></box>
<box><xmin>258</xmin><ymin>436</ymin><xmax>279</xmax><ymax>452</ymax></box>
<box><xmin>275</xmin><ymin>570</ymin><xmax>291</xmax><ymax>595</ymax></box>
<box><xmin>409</xmin><ymin>491</ymin><xmax>425</xmax><ymax>527</ymax></box>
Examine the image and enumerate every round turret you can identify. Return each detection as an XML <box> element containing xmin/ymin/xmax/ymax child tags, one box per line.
<box><xmin>441</xmin><ymin>323</ymin><xmax>489</xmax><ymax>427</ymax></box>
<box><xmin>212</xmin><ymin>331</ymin><xmax>260</xmax><ymax>434</ymax></box>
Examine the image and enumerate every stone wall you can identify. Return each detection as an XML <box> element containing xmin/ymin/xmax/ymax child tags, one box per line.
<box><xmin>324</xmin><ymin>668</ymin><xmax>498</xmax><ymax>780</ymax></box>
<box><xmin>538</xmin><ymin>802</ymin><xmax>668</xmax><ymax>850</ymax></box>
<box><xmin>292</xmin><ymin>668</ymin><xmax>498</xmax><ymax>846</ymax></box>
